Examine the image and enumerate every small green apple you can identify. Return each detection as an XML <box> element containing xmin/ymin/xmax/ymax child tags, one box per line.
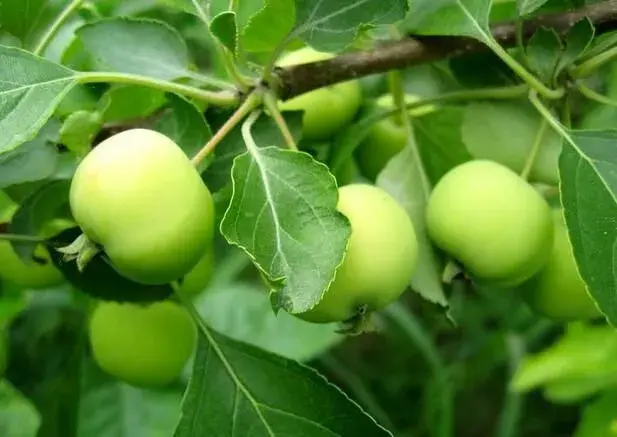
<box><xmin>426</xmin><ymin>160</ymin><xmax>554</xmax><ymax>286</ymax></box>
<box><xmin>277</xmin><ymin>47</ymin><xmax>362</xmax><ymax>140</ymax></box>
<box><xmin>297</xmin><ymin>184</ymin><xmax>418</xmax><ymax>323</ymax></box>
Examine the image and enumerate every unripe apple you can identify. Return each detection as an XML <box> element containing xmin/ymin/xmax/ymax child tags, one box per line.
<box><xmin>69</xmin><ymin>129</ymin><xmax>215</xmax><ymax>285</ymax></box>
<box><xmin>357</xmin><ymin>94</ymin><xmax>436</xmax><ymax>180</ymax></box>
<box><xmin>297</xmin><ymin>184</ymin><xmax>418</xmax><ymax>323</ymax></box>
<box><xmin>89</xmin><ymin>300</ymin><xmax>196</xmax><ymax>387</ymax></box>
<box><xmin>426</xmin><ymin>160</ymin><xmax>554</xmax><ymax>286</ymax></box>
<box><xmin>523</xmin><ymin>210</ymin><xmax>601</xmax><ymax>320</ymax></box>
<box><xmin>277</xmin><ymin>47</ymin><xmax>362</xmax><ymax>140</ymax></box>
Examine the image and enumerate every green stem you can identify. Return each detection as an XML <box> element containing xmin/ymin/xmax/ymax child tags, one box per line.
<box><xmin>528</xmin><ymin>90</ymin><xmax>569</xmax><ymax>140</ymax></box>
<box><xmin>33</xmin><ymin>0</ymin><xmax>85</xmax><ymax>56</ymax></box>
<box><xmin>388</xmin><ymin>70</ymin><xmax>432</xmax><ymax>195</ymax></box>
<box><xmin>495</xmin><ymin>334</ymin><xmax>525</xmax><ymax>437</ymax></box>
<box><xmin>319</xmin><ymin>354</ymin><xmax>397</xmax><ymax>433</ymax></box>
<box><xmin>76</xmin><ymin>71</ymin><xmax>239</xmax><ymax>106</ymax></box>
<box><xmin>520</xmin><ymin>118</ymin><xmax>548</xmax><ymax>181</ymax></box>
<box><xmin>382</xmin><ymin>303</ymin><xmax>453</xmax><ymax>437</ymax></box>
<box><xmin>488</xmin><ymin>39</ymin><xmax>564</xmax><ymax>100</ymax></box>
<box><xmin>263</xmin><ymin>91</ymin><xmax>297</xmax><ymax>150</ymax></box>
<box><xmin>572</xmin><ymin>45</ymin><xmax>617</xmax><ymax>78</ymax></box>
<box><xmin>191</xmin><ymin>92</ymin><xmax>262</xmax><ymax>167</ymax></box>
<box><xmin>228</xmin><ymin>0</ymin><xmax>238</xmax><ymax>11</ymax></box>
<box><xmin>219</xmin><ymin>47</ymin><xmax>252</xmax><ymax>90</ymax></box>
<box><xmin>241</xmin><ymin>109</ymin><xmax>264</xmax><ymax>152</ymax></box>
<box><xmin>0</xmin><ymin>233</ymin><xmax>46</xmax><ymax>243</ymax></box>
<box><xmin>578</xmin><ymin>83</ymin><xmax>617</xmax><ymax>107</ymax></box>
<box><xmin>188</xmin><ymin>72</ymin><xmax>237</xmax><ymax>91</ymax></box>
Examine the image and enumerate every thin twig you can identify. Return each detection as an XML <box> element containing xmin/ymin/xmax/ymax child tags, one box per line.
<box><xmin>33</xmin><ymin>0</ymin><xmax>85</xmax><ymax>56</ymax></box>
<box><xmin>520</xmin><ymin>117</ymin><xmax>548</xmax><ymax>181</ymax></box>
<box><xmin>191</xmin><ymin>92</ymin><xmax>262</xmax><ymax>167</ymax></box>
<box><xmin>276</xmin><ymin>0</ymin><xmax>617</xmax><ymax>100</ymax></box>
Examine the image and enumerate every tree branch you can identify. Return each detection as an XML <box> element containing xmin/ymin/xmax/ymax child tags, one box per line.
<box><xmin>276</xmin><ymin>0</ymin><xmax>617</xmax><ymax>100</ymax></box>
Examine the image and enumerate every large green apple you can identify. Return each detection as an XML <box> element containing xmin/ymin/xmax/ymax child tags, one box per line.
<box><xmin>523</xmin><ymin>210</ymin><xmax>601</xmax><ymax>320</ymax></box>
<box><xmin>297</xmin><ymin>184</ymin><xmax>418</xmax><ymax>323</ymax></box>
<box><xmin>357</xmin><ymin>94</ymin><xmax>436</xmax><ymax>180</ymax></box>
<box><xmin>277</xmin><ymin>47</ymin><xmax>362</xmax><ymax>140</ymax></box>
<box><xmin>426</xmin><ymin>160</ymin><xmax>554</xmax><ymax>286</ymax></box>
<box><xmin>69</xmin><ymin>129</ymin><xmax>215</xmax><ymax>285</ymax></box>
<box><xmin>89</xmin><ymin>300</ymin><xmax>196</xmax><ymax>387</ymax></box>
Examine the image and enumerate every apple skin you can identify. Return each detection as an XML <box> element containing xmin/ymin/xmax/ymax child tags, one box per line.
<box><xmin>523</xmin><ymin>210</ymin><xmax>601</xmax><ymax>321</ymax></box>
<box><xmin>69</xmin><ymin>129</ymin><xmax>215</xmax><ymax>285</ymax></box>
<box><xmin>178</xmin><ymin>245</ymin><xmax>214</xmax><ymax>296</ymax></box>
<box><xmin>357</xmin><ymin>94</ymin><xmax>436</xmax><ymax>180</ymax></box>
<box><xmin>88</xmin><ymin>300</ymin><xmax>196</xmax><ymax>387</ymax></box>
<box><xmin>297</xmin><ymin>184</ymin><xmax>418</xmax><ymax>323</ymax></box>
<box><xmin>426</xmin><ymin>160</ymin><xmax>554</xmax><ymax>287</ymax></box>
<box><xmin>277</xmin><ymin>47</ymin><xmax>362</xmax><ymax>140</ymax></box>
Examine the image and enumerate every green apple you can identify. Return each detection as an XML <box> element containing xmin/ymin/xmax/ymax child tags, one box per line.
<box><xmin>297</xmin><ymin>184</ymin><xmax>418</xmax><ymax>323</ymax></box>
<box><xmin>89</xmin><ymin>300</ymin><xmax>196</xmax><ymax>387</ymax></box>
<box><xmin>178</xmin><ymin>245</ymin><xmax>214</xmax><ymax>296</ymax></box>
<box><xmin>277</xmin><ymin>47</ymin><xmax>362</xmax><ymax>140</ymax></box>
<box><xmin>69</xmin><ymin>129</ymin><xmax>215</xmax><ymax>285</ymax></box>
<box><xmin>357</xmin><ymin>94</ymin><xmax>436</xmax><ymax>180</ymax></box>
<box><xmin>426</xmin><ymin>160</ymin><xmax>554</xmax><ymax>286</ymax></box>
<box><xmin>523</xmin><ymin>210</ymin><xmax>601</xmax><ymax>320</ymax></box>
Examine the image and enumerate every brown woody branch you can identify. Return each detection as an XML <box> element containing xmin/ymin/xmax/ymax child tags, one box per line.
<box><xmin>276</xmin><ymin>0</ymin><xmax>617</xmax><ymax>100</ymax></box>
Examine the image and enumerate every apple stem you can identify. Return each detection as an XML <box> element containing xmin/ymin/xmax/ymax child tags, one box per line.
<box><xmin>190</xmin><ymin>92</ymin><xmax>262</xmax><ymax>168</ymax></box>
<box><xmin>0</xmin><ymin>233</ymin><xmax>46</xmax><ymax>243</ymax></box>
<box><xmin>521</xmin><ymin>117</ymin><xmax>548</xmax><ymax>181</ymax></box>
<box><xmin>263</xmin><ymin>91</ymin><xmax>298</xmax><ymax>150</ymax></box>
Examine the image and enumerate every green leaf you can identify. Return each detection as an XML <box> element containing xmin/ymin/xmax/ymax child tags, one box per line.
<box><xmin>154</xmin><ymin>95</ymin><xmax>213</xmax><ymax>160</ymax></box>
<box><xmin>403</xmin><ymin>0</ymin><xmax>492</xmax><ymax>42</ymax></box>
<box><xmin>77</xmin><ymin>18</ymin><xmax>194</xmax><ymax>81</ymax></box>
<box><xmin>79</xmin><ymin>359</ymin><xmax>182</xmax><ymax>437</ymax></box>
<box><xmin>559</xmin><ymin>130</ymin><xmax>617</xmax><ymax>324</ymax></box>
<box><xmin>8</xmin><ymin>180</ymin><xmax>71</xmax><ymax>261</ymax></box>
<box><xmin>0</xmin><ymin>46</ymin><xmax>77</xmax><ymax>154</ymax></box>
<box><xmin>461</xmin><ymin>101</ymin><xmax>561</xmax><ymax>185</ymax></box>
<box><xmin>196</xmin><ymin>281</ymin><xmax>342</xmax><ymax>361</ymax></box>
<box><xmin>543</xmin><ymin>373</ymin><xmax>617</xmax><ymax>404</ymax></box>
<box><xmin>0</xmin><ymin>119</ymin><xmax>63</xmax><ymax>189</ymax></box>
<box><xmin>414</xmin><ymin>106</ymin><xmax>472</xmax><ymax>184</ymax></box>
<box><xmin>555</xmin><ymin>18</ymin><xmax>594</xmax><ymax>75</ymax></box>
<box><xmin>0</xmin><ymin>292</ymin><xmax>27</xmax><ymax>326</ymax></box>
<box><xmin>580</xmin><ymin>30</ymin><xmax>617</xmax><ymax>62</ymax></box>
<box><xmin>517</xmin><ymin>0</ymin><xmax>549</xmax><ymax>16</ymax></box>
<box><xmin>291</xmin><ymin>0</ymin><xmax>407</xmax><ymax>52</ymax></box>
<box><xmin>221</xmin><ymin>146</ymin><xmax>351</xmax><ymax>313</ymax></box>
<box><xmin>0</xmin><ymin>0</ymin><xmax>57</xmax><ymax>47</ymax></box>
<box><xmin>209</xmin><ymin>11</ymin><xmax>238</xmax><ymax>54</ymax></box>
<box><xmin>5</xmin><ymin>301</ymin><xmax>85</xmax><ymax>436</ymax></box>
<box><xmin>377</xmin><ymin>145</ymin><xmax>447</xmax><ymax>307</ymax></box>
<box><xmin>242</xmin><ymin>0</ymin><xmax>294</xmax><ymax>53</ymax></box>
<box><xmin>0</xmin><ymin>381</ymin><xmax>40</xmax><ymax>437</ymax></box>
<box><xmin>174</xmin><ymin>328</ymin><xmax>392</xmax><ymax>436</ymax></box>
<box><xmin>48</xmin><ymin>227</ymin><xmax>173</xmax><ymax>303</ymax></box>
<box><xmin>59</xmin><ymin>110</ymin><xmax>102</xmax><ymax>157</ymax></box>
<box><xmin>203</xmin><ymin>110</ymin><xmax>303</xmax><ymax>192</ymax></box>
<box><xmin>101</xmin><ymin>85</ymin><xmax>167</xmax><ymax>123</ymax></box>
<box><xmin>525</xmin><ymin>28</ymin><xmax>562</xmax><ymax>84</ymax></box>
<box><xmin>512</xmin><ymin>323</ymin><xmax>617</xmax><ymax>393</ymax></box>
<box><xmin>575</xmin><ymin>391</ymin><xmax>617</xmax><ymax>437</ymax></box>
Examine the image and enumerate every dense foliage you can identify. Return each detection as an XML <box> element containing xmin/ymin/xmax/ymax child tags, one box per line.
<box><xmin>2</xmin><ymin>0</ymin><xmax>617</xmax><ymax>436</ymax></box>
